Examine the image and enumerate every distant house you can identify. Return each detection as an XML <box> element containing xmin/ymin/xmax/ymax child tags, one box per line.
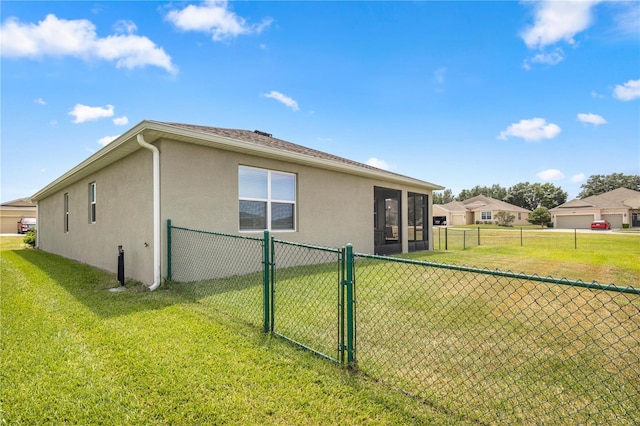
<box><xmin>31</xmin><ymin>120</ymin><xmax>443</xmax><ymax>287</ymax></box>
<box><xmin>550</xmin><ymin>187</ymin><xmax>640</xmax><ymax>229</ymax></box>
<box><xmin>433</xmin><ymin>195</ymin><xmax>531</xmax><ymax>226</ymax></box>
<box><xmin>0</xmin><ymin>198</ymin><xmax>36</xmax><ymax>234</ymax></box>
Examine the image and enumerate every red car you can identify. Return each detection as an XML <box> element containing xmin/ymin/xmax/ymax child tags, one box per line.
<box><xmin>590</xmin><ymin>220</ymin><xmax>611</xmax><ymax>230</ymax></box>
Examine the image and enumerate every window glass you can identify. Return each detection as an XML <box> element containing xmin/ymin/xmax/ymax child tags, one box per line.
<box><xmin>239</xmin><ymin>167</ymin><xmax>268</xmax><ymax>199</ymax></box>
<box><xmin>64</xmin><ymin>193</ymin><xmax>69</xmax><ymax>232</ymax></box>
<box><xmin>89</xmin><ymin>182</ymin><xmax>97</xmax><ymax>223</ymax></box>
<box><xmin>271</xmin><ymin>172</ymin><xmax>295</xmax><ymax>201</ymax></box>
<box><xmin>239</xmin><ymin>200</ymin><xmax>267</xmax><ymax>230</ymax></box>
<box><xmin>271</xmin><ymin>203</ymin><xmax>294</xmax><ymax>230</ymax></box>
<box><xmin>238</xmin><ymin>166</ymin><xmax>296</xmax><ymax>231</ymax></box>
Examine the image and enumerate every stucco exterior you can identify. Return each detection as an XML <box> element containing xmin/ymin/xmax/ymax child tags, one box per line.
<box><xmin>0</xmin><ymin>198</ymin><xmax>37</xmax><ymax>233</ymax></box>
<box><xmin>434</xmin><ymin>196</ymin><xmax>531</xmax><ymax>226</ymax></box>
<box><xmin>550</xmin><ymin>188</ymin><xmax>640</xmax><ymax>229</ymax></box>
<box><xmin>32</xmin><ymin>121</ymin><xmax>443</xmax><ymax>286</ymax></box>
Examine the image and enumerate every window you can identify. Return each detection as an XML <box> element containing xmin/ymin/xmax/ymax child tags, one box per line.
<box><xmin>89</xmin><ymin>182</ymin><xmax>97</xmax><ymax>223</ymax></box>
<box><xmin>239</xmin><ymin>166</ymin><xmax>296</xmax><ymax>231</ymax></box>
<box><xmin>64</xmin><ymin>193</ymin><xmax>69</xmax><ymax>232</ymax></box>
<box><xmin>481</xmin><ymin>211</ymin><xmax>492</xmax><ymax>220</ymax></box>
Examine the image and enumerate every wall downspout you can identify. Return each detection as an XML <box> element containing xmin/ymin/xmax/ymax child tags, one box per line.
<box><xmin>137</xmin><ymin>133</ymin><xmax>161</xmax><ymax>291</ymax></box>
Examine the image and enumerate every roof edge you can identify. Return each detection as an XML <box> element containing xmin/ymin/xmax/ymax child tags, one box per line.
<box><xmin>32</xmin><ymin>120</ymin><xmax>444</xmax><ymax>201</ymax></box>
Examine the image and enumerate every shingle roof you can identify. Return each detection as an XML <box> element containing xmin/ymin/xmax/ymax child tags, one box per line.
<box><xmin>461</xmin><ymin>195</ymin><xmax>531</xmax><ymax>212</ymax></box>
<box><xmin>32</xmin><ymin>120</ymin><xmax>443</xmax><ymax>201</ymax></box>
<box><xmin>552</xmin><ymin>188</ymin><xmax>640</xmax><ymax>210</ymax></box>
<box><xmin>162</xmin><ymin>122</ymin><xmax>399</xmax><ymax>176</ymax></box>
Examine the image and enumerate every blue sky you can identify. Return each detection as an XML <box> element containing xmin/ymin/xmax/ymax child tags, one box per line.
<box><xmin>1</xmin><ymin>1</ymin><xmax>638</xmax><ymax>203</ymax></box>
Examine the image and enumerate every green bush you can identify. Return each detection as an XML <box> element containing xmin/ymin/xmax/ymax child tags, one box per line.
<box><xmin>23</xmin><ymin>228</ymin><xmax>36</xmax><ymax>247</ymax></box>
<box><xmin>622</xmin><ymin>223</ymin><xmax>630</xmax><ymax>229</ymax></box>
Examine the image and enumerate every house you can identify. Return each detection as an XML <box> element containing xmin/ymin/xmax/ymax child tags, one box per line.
<box><xmin>433</xmin><ymin>195</ymin><xmax>531</xmax><ymax>226</ymax></box>
<box><xmin>0</xmin><ymin>198</ymin><xmax>36</xmax><ymax>234</ymax></box>
<box><xmin>550</xmin><ymin>187</ymin><xmax>640</xmax><ymax>229</ymax></box>
<box><xmin>31</xmin><ymin>120</ymin><xmax>443</xmax><ymax>287</ymax></box>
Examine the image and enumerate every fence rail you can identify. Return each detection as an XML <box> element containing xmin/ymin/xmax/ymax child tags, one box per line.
<box><xmin>168</xmin><ymin>221</ymin><xmax>639</xmax><ymax>425</ymax></box>
<box><xmin>432</xmin><ymin>226</ymin><xmax>627</xmax><ymax>250</ymax></box>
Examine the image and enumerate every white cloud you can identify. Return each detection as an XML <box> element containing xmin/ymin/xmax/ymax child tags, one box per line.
<box><xmin>69</xmin><ymin>104</ymin><xmax>114</xmax><ymax>123</ymax></box>
<box><xmin>113</xmin><ymin>116</ymin><xmax>129</xmax><ymax>126</ymax></box>
<box><xmin>613</xmin><ymin>79</ymin><xmax>640</xmax><ymax>101</ymax></box>
<box><xmin>537</xmin><ymin>169</ymin><xmax>565</xmax><ymax>181</ymax></box>
<box><xmin>521</xmin><ymin>1</ymin><xmax>600</xmax><ymax>49</ymax></box>
<box><xmin>0</xmin><ymin>14</ymin><xmax>176</xmax><ymax>73</ymax></box>
<box><xmin>577</xmin><ymin>113</ymin><xmax>607</xmax><ymax>125</ymax></box>
<box><xmin>571</xmin><ymin>173</ymin><xmax>586</xmax><ymax>183</ymax></box>
<box><xmin>114</xmin><ymin>19</ymin><xmax>137</xmax><ymax>35</ymax></box>
<box><xmin>165</xmin><ymin>0</ymin><xmax>272</xmax><ymax>41</ymax></box>
<box><xmin>498</xmin><ymin>117</ymin><xmax>561</xmax><ymax>141</ymax></box>
<box><xmin>523</xmin><ymin>48</ymin><xmax>564</xmax><ymax>69</ymax></box>
<box><xmin>98</xmin><ymin>135</ymin><xmax>120</xmax><ymax>146</ymax></box>
<box><xmin>34</xmin><ymin>97</ymin><xmax>46</xmax><ymax>105</ymax></box>
<box><xmin>591</xmin><ymin>90</ymin><xmax>605</xmax><ymax>99</ymax></box>
<box><xmin>366</xmin><ymin>157</ymin><xmax>391</xmax><ymax>170</ymax></box>
<box><xmin>262</xmin><ymin>91</ymin><xmax>299</xmax><ymax>111</ymax></box>
<box><xmin>613</xmin><ymin>2</ymin><xmax>640</xmax><ymax>37</ymax></box>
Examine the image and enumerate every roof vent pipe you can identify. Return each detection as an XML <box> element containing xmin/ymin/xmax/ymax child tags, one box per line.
<box><xmin>137</xmin><ymin>133</ymin><xmax>161</xmax><ymax>291</ymax></box>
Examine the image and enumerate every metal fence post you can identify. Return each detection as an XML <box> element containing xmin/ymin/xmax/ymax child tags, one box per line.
<box><xmin>445</xmin><ymin>227</ymin><xmax>448</xmax><ymax>250</ymax></box>
<box><xmin>263</xmin><ymin>230</ymin><xmax>271</xmax><ymax>333</ymax></box>
<box><xmin>345</xmin><ymin>243</ymin><xmax>355</xmax><ymax>365</ymax></box>
<box><xmin>167</xmin><ymin>219</ymin><xmax>172</xmax><ymax>281</ymax></box>
<box><xmin>478</xmin><ymin>226</ymin><xmax>481</xmax><ymax>246</ymax></box>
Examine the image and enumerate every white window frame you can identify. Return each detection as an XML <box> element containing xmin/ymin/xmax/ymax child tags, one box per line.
<box><xmin>238</xmin><ymin>166</ymin><xmax>296</xmax><ymax>232</ymax></box>
<box><xmin>481</xmin><ymin>211</ymin><xmax>492</xmax><ymax>220</ymax></box>
<box><xmin>89</xmin><ymin>182</ymin><xmax>97</xmax><ymax>223</ymax></box>
<box><xmin>64</xmin><ymin>192</ymin><xmax>70</xmax><ymax>233</ymax></box>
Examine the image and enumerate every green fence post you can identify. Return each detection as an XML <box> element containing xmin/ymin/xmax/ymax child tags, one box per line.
<box><xmin>345</xmin><ymin>243</ymin><xmax>355</xmax><ymax>365</ymax></box>
<box><xmin>167</xmin><ymin>219</ymin><xmax>172</xmax><ymax>281</ymax></box>
<box><xmin>445</xmin><ymin>227</ymin><xmax>448</xmax><ymax>250</ymax></box>
<box><xmin>520</xmin><ymin>227</ymin><xmax>523</xmax><ymax>247</ymax></box>
<box><xmin>339</xmin><ymin>246</ymin><xmax>346</xmax><ymax>364</ymax></box>
<box><xmin>263</xmin><ymin>230</ymin><xmax>271</xmax><ymax>333</ymax></box>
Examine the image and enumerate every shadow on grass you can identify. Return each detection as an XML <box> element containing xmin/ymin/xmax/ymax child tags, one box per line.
<box><xmin>12</xmin><ymin>249</ymin><xmax>194</xmax><ymax>319</ymax></box>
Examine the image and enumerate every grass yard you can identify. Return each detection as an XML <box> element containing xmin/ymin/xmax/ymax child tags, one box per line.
<box><xmin>0</xmin><ymin>235</ymin><xmax>468</xmax><ymax>425</ymax></box>
<box><xmin>3</xmin><ymin>230</ymin><xmax>639</xmax><ymax>424</ymax></box>
<box><xmin>424</xmin><ymin>228</ymin><xmax>640</xmax><ymax>287</ymax></box>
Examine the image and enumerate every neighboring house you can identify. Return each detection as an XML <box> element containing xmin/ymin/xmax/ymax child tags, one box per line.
<box><xmin>31</xmin><ymin>120</ymin><xmax>443</xmax><ymax>287</ymax></box>
<box><xmin>0</xmin><ymin>198</ymin><xmax>36</xmax><ymax>234</ymax></box>
<box><xmin>433</xmin><ymin>195</ymin><xmax>531</xmax><ymax>226</ymax></box>
<box><xmin>550</xmin><ymin>187</ymin><xmax>640</xmax><ymax>229</ymax></box>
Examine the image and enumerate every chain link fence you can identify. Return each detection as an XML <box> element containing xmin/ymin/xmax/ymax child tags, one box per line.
<box><xmin>167</xmin><ymin>221</ymin><xmax>639</xmax><ymax>424</ymax></box>
<box><xmin>353</xmin><ymin>255</ymin><xmax>639</xmax><ymax>424</ymax></box>
<box><xmin>167</xmin><ymin>223</ymin><xmax>265</xmax><ymax>328</ymax></box>
<box><xmin>432</xmin><ymin>226</ymin><xmax>623</xmax><ymax>250</ymax></box>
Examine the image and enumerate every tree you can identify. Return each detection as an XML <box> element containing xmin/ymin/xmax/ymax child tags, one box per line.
<box><xmin>504</xmin><ymin>182</ymin><xmax>567</xmax><ymax>210</ymax></box>
<box><xmin>577</xmin><ymin>173</ymin><xmax>640</xmax><ymax>198</ymax></box>
<box><xmin>527</xmin><ymin>207</ymin><xmax>551</xmax><ymax>228</ymax></box>
<box><xmin>433</xmin><ymin>188</ymin><xmax>455</xmax><ymax>204</ymax></box>
<box><xmin>456</xmin><ymin>184</ymin><xmax>507</xmax><ymax>201</ymax></box>
<box><xmin>495</xmin><ymin>211</ymin><xmax>515</xmax><ymax>227</ymax></box>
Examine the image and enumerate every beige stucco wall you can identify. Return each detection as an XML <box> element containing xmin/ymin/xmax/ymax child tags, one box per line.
<box><xmin>37</xmin><ymin>138</ymin><xmax>436</xmax><ymax>285</ymax></box>
<box><xmin>472</xmin><ymin>210</ymin><xmax>530</xmax><ymax>226</ymax></box>
<box><xmin>1</xmin><ymin>206</ymin><xmax>36</xmax><ymax>233</ymax></box>
<box><xmin>37</xmin><ymin>149</ymin><xmax>154</xmax><ymax>283</ymax></box>
<box><xmin>158</xmin><ymin>139</ymin><xmax>435</xmax><ymax>281</ymax></box>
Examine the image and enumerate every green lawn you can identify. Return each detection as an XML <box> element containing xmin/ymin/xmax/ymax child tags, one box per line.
<box><xmin>3</xmin><ymin>231</ymin><xmax>639</xmax><ymax>425</ymax></box>
<box><xmin>0</xmin><ymin>236</ymin><xmax>468</xmax><ymax>425</ymax></box>
<box><xmin>425</xmin><ymin>228</ymin><xmax>640</xmax><ymax>286</ymax></box>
